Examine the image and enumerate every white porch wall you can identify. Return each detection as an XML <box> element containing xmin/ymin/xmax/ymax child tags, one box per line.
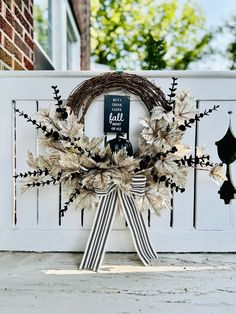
<box><xmin>0</xmin><ymin>71</ymin><xmax>236</xmax><ymax>252</ymax></box>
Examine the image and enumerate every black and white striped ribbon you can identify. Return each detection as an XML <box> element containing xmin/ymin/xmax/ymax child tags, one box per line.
<box><xmin>80</xmin><ymin>175</ymin><xmax>157</xmax><ymax>272</ymax></box>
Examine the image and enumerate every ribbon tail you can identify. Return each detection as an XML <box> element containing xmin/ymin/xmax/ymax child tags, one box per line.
<box><xmin>118</xmin><ymin>190</ymin><xmax>157</xmax><ymax>266</ymax></box>
<box><xmin>80</xmin><ymin>190</ymin><xmax>117</xmax><ymax>272</ymax></box>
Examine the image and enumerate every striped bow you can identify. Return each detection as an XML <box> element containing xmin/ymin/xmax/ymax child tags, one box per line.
<box><xmin>79</xmin><ymin>175</ymin><xmax>157</xmax><ymax>272</ymax></box>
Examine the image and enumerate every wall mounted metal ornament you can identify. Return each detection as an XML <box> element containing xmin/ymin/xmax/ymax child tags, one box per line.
<box><xmin>215</xmin><ymin>112</ymin><xmax>236</xmax><ymax>204</ymax></box>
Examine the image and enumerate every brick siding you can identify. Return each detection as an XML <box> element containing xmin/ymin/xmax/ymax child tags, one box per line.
<box><xmin>70</xmin><ymin>0</ymin><xmax>90</xmax><ymax>70</ymax></box>
<box><xmin>0</xmin><ymin>0</ymin><xmax>34</xmax><ymax>70</ymax></box>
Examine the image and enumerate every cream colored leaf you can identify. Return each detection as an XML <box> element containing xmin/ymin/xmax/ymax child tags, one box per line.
<box><xmin>143</xmin><ymin>185</ymin><xmax>172</xmax><ymax>216</ymax></box>
<box><xmin>112</xmin><ymin>170</ymin><xmax>133</xmax><ymax>190</ymax></box>
<box><xmin>172</xmin><ymin>167</ymin><xmax>188</xmax><ymax>188</ymax></box>
<box><xmin>155</xmin><ymin>156</ymin><xmax>179</xmax><ymax>176</ymax></box>
<box><xmin>58</xmin><ymin>112</ymin><xmax>83</xmax><ymax>139</ymax></box>
<box><xmin>140</xmin><ymin>117</ymin><xmax>151</xmax><ymax>128</ymax></box>
<box><xmin>153</xmin><ymin>128</ymin><xmax>183</xmax><ymax>151</ymax></box>
<box><xmin>73</xmin><ymin>188</ymin><xmax>98</xmax><ymax>210</ymax></box>
<box><xmin>27</xmin><ymin>151</ymin><xmax>38</xmax><ymax>169</ymax></box>
<box><xmin>151</xmin><ymin>106</ymin><xmax>174</xmax><ymax>123</ymax></box>
<box><xmin>112</xmin><ymin>149</ymin><xmax>140</xmax><ymax>172</ymax></box>
<box><xmin>59</xmin><ymin>153</ymin><xmax>81</xmax><ymax>171</ymax></box>
<box><xmin>140</xmin><ymin>118</ymin><xmax>169</xmax><ymax>145</ymax></box>
<box><xmin>99</xmin><ymin>145</ymin><xmax>113</xmax><ymax>159</ymax></box>
<box><xmin>137</xmin><ymin>137</ymin><xmax>150</xmax><ymax>155</ymax></box>
<box><xmin>174</xmin><ymin>144</ymin><xmax>191</xmax><ymax>158</ymax></box>
<box><xmin>196</xmin><ymin>146</ymin><xmax>207</xmax><ymax>157</ymax></box>
<box><xmin>209</xmin><ymin>165</ymin><xmax>227</xmax><ymax>185</ymax></box>
<box><xmin>38</xmin><ymin>107</ymin><xmax>60</xmax><ymax>131</ymax></box>
<box><xmin>88</xmin><ymin>136</ymin><xmax>104</xmax><ymax>151</ymax></box>
<box><xmin>36</xmin><ymin>155</ymin><xmax>58</xmax><ymax>171</ymax></box>
<box><xmin>40</xmin><ymin>138</ymin><xmax>66</xmax><ymax>154</ymax></box>
<box><xmin>140</xmin><ymin>116</ymin><xmax>182</xmax><ymax>151</ymax></box>
<box><xmin>175</xmin><ymin>90</ymin><xmax>197</xmax><ymax>125</ymax></box>
<box><xmin>93</xmin><ymin>171</ymin><xmax>112</xmax><ymax>189</ymax></box>
<box><xmin>82</xmin><ymin>169</ymin><xmax>112</xmax><ymax>190</ymax></box>
<box><xmin>79</xmin><ymin>155</ymin><xmax>97</xmax><ymax>169</ymax></box>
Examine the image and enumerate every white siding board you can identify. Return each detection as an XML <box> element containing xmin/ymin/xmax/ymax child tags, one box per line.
<box><xmin>196</xmin><ymin>101</ymin><xmax>236</xmax><ymax>231</ymax></box>
<box><xmin>15</xmin><ymin>101</ymin><xmax>38</xmax><ymax>229</ymax></box>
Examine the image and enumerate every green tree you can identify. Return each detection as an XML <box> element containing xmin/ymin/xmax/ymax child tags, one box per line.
<box><xmin>220</xmin><ymin>16</ymin><xmax>236</xmax><ymax>70</ymax></box>
<box><xmin>91</xmin><ymin>0</ymin><xmax>212</xmax><ymax>70</ymax></box>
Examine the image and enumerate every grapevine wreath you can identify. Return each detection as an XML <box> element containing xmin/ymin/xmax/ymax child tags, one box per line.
<box><xmin>14</xmin><ymin>72</ymin><xmax>226</xmax><ymax>270</ymax></box>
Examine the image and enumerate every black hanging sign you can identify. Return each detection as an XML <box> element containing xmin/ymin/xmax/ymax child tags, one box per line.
<box><xmin>104</xmin><ymin>95</ymin><xmax>130</xmax><ymax>133</ymax></box>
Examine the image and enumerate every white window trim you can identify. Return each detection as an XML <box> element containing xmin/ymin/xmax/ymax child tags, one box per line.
<box><xmin>51</xmin><ymin>0</ymin><xmax>81</xmax><ymax>70</ymax></box>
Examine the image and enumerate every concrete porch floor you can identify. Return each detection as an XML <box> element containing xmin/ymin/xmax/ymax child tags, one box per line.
<box><xmin>0</xmin><ymin>252</ymin><xmax>235</xmax><ymax>314</ymax></box>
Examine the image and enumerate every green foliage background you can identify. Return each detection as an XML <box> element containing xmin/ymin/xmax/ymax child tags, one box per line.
<box><xmin>91</xmin><ymin>0</ymin><xmax>212</xmax><ymax>70</ymax></box>
<box><xmin>221</xmin><ymin>16</ymin><xmax>236</xmax><ymax>70</ymax></box>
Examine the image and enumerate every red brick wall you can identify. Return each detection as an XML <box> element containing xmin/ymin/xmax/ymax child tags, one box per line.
<box><xmin>0</xmin><ymin>0</ymin><xmax>34</xmax><ymax>70</ymax></box>
<box><xmin>70</xmin><ymin>0</ymin><xmax>90</xmax><ymax>70</ymax></box>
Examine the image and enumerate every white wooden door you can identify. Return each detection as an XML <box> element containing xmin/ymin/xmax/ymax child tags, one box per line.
<box><xmin>0</xmin><ymin>71</ymin><xmax>236</xmax><ymax>252</ymax></box>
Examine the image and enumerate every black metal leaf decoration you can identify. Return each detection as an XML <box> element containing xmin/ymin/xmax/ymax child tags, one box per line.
<box><xmin>215</xmin><ymin>113</ymin><xmax>236</xmax><ymax>204</ymax></box>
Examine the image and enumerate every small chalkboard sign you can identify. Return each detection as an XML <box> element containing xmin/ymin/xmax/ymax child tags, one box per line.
<box><xmin>104</xmin><ymin>95</ymin><xmax>130</xmax><ymax>133</ymax></box>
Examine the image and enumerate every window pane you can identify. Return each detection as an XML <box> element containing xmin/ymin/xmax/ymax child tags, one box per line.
<box><xmin>67</xmin><ymin>32</ymin><xmax>73</xmax><ymax>70</ymax></box>
<box><xmin>66</xmin><ymin>16</ymin><xmax>76</xmax><ymax>70</ymax></box>
<box><xmin>34</xmin><ymin>0</ymin><xmax>52</xmax><ymax>59</ymax></box>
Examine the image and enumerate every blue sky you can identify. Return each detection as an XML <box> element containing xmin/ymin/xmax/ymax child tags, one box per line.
<box><xmin>189</xmin><ymin>0</ymin><xmax>236</xmax><ymax>70</ymax></box>
<box><xmin>198</xmin><ymin>0</ymin><xmax>236</xmax><ymax>27</ymax></box>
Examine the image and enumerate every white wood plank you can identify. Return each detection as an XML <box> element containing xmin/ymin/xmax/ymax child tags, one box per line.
<box><xmin>36</xmin><ymin>100</ymin><xmax>60</xmax><ymax>229</ymax></box>
<box><xmin>173</xmin><ymin>169</ymin><xmax>195</xmax><ymax>230</ymax></box>
<box><xmin>0</xmin><ymin>229</ymin><xmax>236</xmax><ymax>251</ymax></box>
<box><xmin>148</xmin><ymin>209</ymin><xmax>171</xmax><ymax>231</ymax></box>
<box><xmin>0</xmin><ymin>88</ymin><xmax>13</xmax><ymax>229</ymax></box>
<box><xmin>196</xmin><ymin>101</ymin><xmax>236</xmax><ymax>230</ymax></box>
<box><xmin>229</xmin><ymin>149</ymin><xmax>236</xmax><ymax>229</ymax></box>
<box><xmin>15</xmin><ymin>101</ymin><xmax>38</xmax><ymax>229</ymax></box>
<box><xmin>151</xmin><ymin>76</ymin><xmax>196</xmax><ymax>231</ymax></box>
<box><xmin>173</xmin><ymin>130</ymin><xmax>195</xmax><ymax>231</ymax></box>
<box><xmin>2</xmin><ymin>70</ymin><xmax>236</xmax><ymax>79</ymax></box>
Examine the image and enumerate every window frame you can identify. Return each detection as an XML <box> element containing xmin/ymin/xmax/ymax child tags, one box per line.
<box><xmin>51</xmin><ymin>0</ymin><xmax>81</xmax><ymax>70</ymax></box>
<box><xmin>34</xmin><ymin>0</ymin><xmax>54</xmax><ymax>69</ymax></box>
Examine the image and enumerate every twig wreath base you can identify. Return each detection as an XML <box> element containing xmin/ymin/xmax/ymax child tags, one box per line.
<box><xmin>66</xmin><ymin>72</ymin><xmax>172</xmax><ymax>122</ymax></box>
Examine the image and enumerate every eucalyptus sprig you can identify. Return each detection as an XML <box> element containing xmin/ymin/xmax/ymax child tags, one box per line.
<box><xmin>178</xmin><ymin>105</ymin><xmax>220</xmax><ymax>131</ymax></box>
<box><xmin>175</xmin><ymin>154</ymin><xmax>223</xmax><ymax>168</ymax></box>
<box><xmin>59</xmin><ymin>188</ymin><xmax>81</xmax><ymax>218</ymax></box>
<box><xmin>168</xmin><ymin>77</ymin><xmax>178</xmax><ymax>110</ymax></box>
<box><xmin>152</xmin><ymin>174</ymin><xmax>185</xmax><ymax>193</ymax></box>
<box><xmin>14</xmin><ymin>168</ymin><xmax>49</xmax><ymax>179</ymax></box>
<box><xmin>51</xmin><ymin>85</ymin><xmax>68</xmax><ymax>120</ymax></box>
<box><xmin>25</xmin><ymin>174</ymin><xmax>62</xmax><ymax>188</ymax></box>
<box><xmin>15</xmin><ymin>108</ymin><xmax>84</xmax><ymax>152</ymax></box>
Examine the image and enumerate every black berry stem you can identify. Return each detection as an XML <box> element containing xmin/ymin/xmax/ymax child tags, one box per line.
<box><xmin>168</xmin><ymin>77</ymin><xmax>178</xmax><ymax>113</ymax></box>
<box><xmin>59</xmin><ymin>189</ymin><xmax>81</xmax><ymax>218</ymax></box>
<box><xmin>14</xmin><ymin>168</ymin><xmax>49</xmax><ymax>179</ymax></box>
<box><xmin>178</xmin><ymin>105</ymin><xmax>220</xmax><ymax>131</ymax></box>
<box><xmin>25</xmin><ymin>174</ymin><xmax>62</xmax><ymax>188</ymax></box>
<box><xmin>152</xmin><ymin>173</ymin><xmax>185</xmax><ymax>193</ymax></box>
<box><xmin>15</xmin><ymin>108</ymin><xmax>84</xmax><ymax>152</ymax></box>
